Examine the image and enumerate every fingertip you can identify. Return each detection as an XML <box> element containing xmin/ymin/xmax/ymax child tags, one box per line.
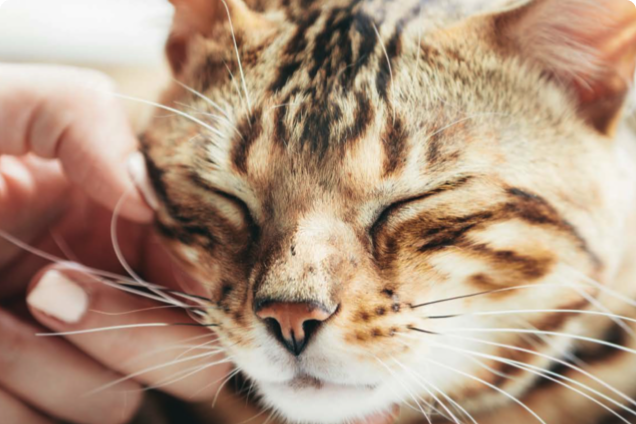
<box><xmin>27</xmin><ymin>268</ymin><xmax>90</xmax><ymax>325</ymax></box>
<box><xmin>127</xmin><ymin>152</ymin><xmax>160</xmax><ymax>212</ymax></box>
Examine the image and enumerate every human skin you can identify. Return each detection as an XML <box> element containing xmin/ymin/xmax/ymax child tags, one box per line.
<box><xmin>0</xmin><ymin>64</ymin><xmax>395</xmax><ymax>424</ymax></box>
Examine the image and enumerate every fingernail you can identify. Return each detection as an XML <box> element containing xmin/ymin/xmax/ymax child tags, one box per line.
<box><xmin>27</xmin><ymin>270</ymin><xmax>88</xmax><ymax>324</ymax></box>
<box><xmin>127</xmin><ymin>151</ymin><xmax>159</xmax><ymax>211</ymax></box>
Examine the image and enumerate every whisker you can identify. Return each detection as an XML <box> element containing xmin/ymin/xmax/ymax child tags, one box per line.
<box><xmin>88</xmin><ymin>89</ymin><xmax>225</xmax><ymax>138</ymax></box>
<box><xmin>1</xmin><ymin>224</ymin><xmax>213</xmax><ymax>309</ymax></box>
<box><xmin>111</xmin><ymin>190</ymin><xmax>180</xmax><ymax>306</ymax></box>
<box><xmin>443</xmin><ymin>327</ymin><xmax>636</xmax><ymax>356</ymax></box>
<box><xmin>419</xmin><ymin>332</ymin><xmax>636</xmax><ymax>409</ymax></box>
<box><xmin>211</xmin><ymin>367</ymin><xmax>242</xmax><ymax>405</ymax></box>
<box><xmin>143</xmin><ymin>356</ymin><xmax>233</xmax><ymax>393</ymax></box>
<box><xmin>121</xmin><ymin>334</ymin><xmax>222</xmax><ymax>368</ymax></box>
<box><xmin>562</xmin><ymin>264</ymin><xmax>636</xmax><ymax>309</ymax></box>
<box><xmin>221</xmin><ymin>0</ymin><xmax>251</xmax><ymax>114</ymax></box>
<box><xmin>49</xmin><ymin>229</ymin><xmax>80</xmax><ymax>262</ymax></box>
<box><xmin>372</xmin><ymin>22</ymin><xmax>396</xmax><ymax>124</ymax></box>
<box><xmin>424</xmin><ymin>309</ymin><xmax>636</xmax><ymax>325</ymax></box>
<box><xmin>89</xmin><ymin>305</ymin><xmax>190</xmax><ymax>316</ymax></box>
<box><xmin>174</xmin><ymin>80</ymin><xmax>233</xmax><ymax>121</ymax></box>
<box><xmin>409</xmin><ymin>326</ymin><xmax>438</xmax><ymax>335</ymax></box>
<box><xmin>236</xmin><ymin>407</ymin><xmax>270</xmax><ymax>424</ymax></box>
<box><xmin>411</xmin><ymin>284</ymin><xmax>556</xmax><ymax>309</ymax></box>
<box><xmin>571</xmin><ymin>282</ymin><xmax>636</xmax><ymax>338</ymax></box>
<box><xmin>425</xmin><ymin>340</ymin><xmax>633</xmax><ymax>423</ymax></box>
<box><xmin>391</xmin><ymin>356</ymin><xmax>463</xmax><ymax>424</ymax></box>
<box><xmin>423</xmin><ymin>357</ymin><xmax>547</xmax><ymax>424</ymax></box>
<box><xmin>375</xmin><ymin>356</ymin><xmax>435</xmax><ymax>424</ymax></box>
<box><xmin>0</xmin><ymin>228</ymin><xmax>68</xmax><ymax>264</ymax></box>
<box><xmin>176</xmin><ymin>338</ymin><xmax>221</xmax><ymax>361</ymax></box>
<box><xmin>36</xmin><ymin>322</ymin><xmax>219</xmax><ymax>337</ymax></box>
<box><xmin>421</xmin><ymin>378</ymin><xmax>479</xmax><ymax>424</ymax></box>
<box><xmin>85</xmin><ymin>351</ymin><xmax>227</xmax><ymax>396</ymax></box>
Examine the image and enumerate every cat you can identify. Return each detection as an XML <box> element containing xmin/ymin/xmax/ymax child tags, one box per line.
<box><xmin>137</xmin><ymin>0</ymin><xmax>636</xmax><ymax>423</ymax></box>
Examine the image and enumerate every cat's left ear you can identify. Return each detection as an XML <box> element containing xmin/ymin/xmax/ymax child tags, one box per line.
<box><xmin>166</xmin><ymin>0</ymin><xmax>267</xmax><ymax>74</ymax></box>
<box><xmin>490</xmin><ymin>0</ymin><xmax>636</xmax><ymax>135</ymax></box>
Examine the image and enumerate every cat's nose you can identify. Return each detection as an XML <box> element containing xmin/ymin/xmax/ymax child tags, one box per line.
<box><xmin>255</xmin><ymin>302</ymin><xmax>335</xmax><ymax>356</ymax></box>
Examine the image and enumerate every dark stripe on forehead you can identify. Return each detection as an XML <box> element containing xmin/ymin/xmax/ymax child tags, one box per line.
<box><xmin>231</xmin><ymin>108</ymin><xmax>263</xmax><ymax>174</ymax></box>
<box><xmin>348</xmin><ymin>92</ymin><xmax>375</xmax><ymax>144</ymax></box>
<box><xmin>269</xmin><ymin>10</ymin><xmax>321</xmax><ymax>92</ymax></box>
<box><xmin>381</xmin><ymin>116</ymin><xmax>409</xmax><ymax>176</ymax></box>
<box><xmin>376</xmin><ymin>27</ymin><xmax>402</xmax><ymax>101</ymax></box>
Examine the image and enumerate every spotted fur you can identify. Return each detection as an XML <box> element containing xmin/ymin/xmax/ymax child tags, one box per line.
<box><xmin>142</xmin><ymin>0</ymin><xmax>636</xmax><ymax>422</ymax></box>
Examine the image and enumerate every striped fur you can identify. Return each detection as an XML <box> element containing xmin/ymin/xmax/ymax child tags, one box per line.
<box><xmin>142</xmin><ymin>0</ymin><xmax>636</xmax><ymax>422</ymax></box>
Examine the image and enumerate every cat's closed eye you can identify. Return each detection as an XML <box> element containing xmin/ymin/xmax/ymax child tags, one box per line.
<box><xmin>140</xmin><ymin>0</ymin><xmax>636</xmax><ymax>423</ymax></box>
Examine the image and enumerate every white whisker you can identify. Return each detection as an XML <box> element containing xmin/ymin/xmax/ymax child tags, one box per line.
<box><xmin>90</xmin><ymin>90</ymin><xmax>224</xmax><ymax>138</ymax></box>
<box><xmin>111</xmin><ymin>190</ymin><xmax>186</xmax><ymax>308</ymax></box>
<box><xmin>372</xmin><ymin>22</ymin><xmax>396</xmax><ymax>123</ymax></box>
<box><xmin>49</xmin><ymin>230</ymin><xmax>80</xmax><ymax>262</ymax></box>
<box><xmin>86</xmin><ymin>351</ymin><xmax>226</xmax><ymax>396</ymax></box>
<box><xmin>427</xmin><ymin>309</ymin><xmax>636</xmax><ymax>325</ymax></box>
<box><xmin>444</xmin><ymin>328</ymin><xmax>636</xmax><ymax>356</ymax></box>
<box><xmin>221</xmin><ymin>0</ymin><xmax>251</xmax><ymax>114</ymax></box>
<box><xmin>174</xmin><ymin>80</ymin><xmax>233</xmax><ymax>121</ymax></box>
<box><xmin>426</xmin><ymin>340</ymin><xmax>633</xmax><ymax>423</ymax></box>
<box><xmin>90</xmin><ymin>305</ymin><xmax>186</xmax><ymax>316</ymax></box>
<box><xmin>37</xmin><ymin>323</ymin><xmax>179</xmax><ymax>337</ymax></box>
<box><xmin>425</xmin><ymin>332</ymin><xmax>636</xmax><ymax>409</ymax></box>
<box><xmin>375</xmin><ymin>356</ymin><xmax>434</xmax><ymax>424</ymax></box>
<box><xmin>210</xmin><ymin>367</ymin><xmax>242</xmax><ymax>404</ymax></box>
<box><xmin>423</xmin><ymin>357</ymin><xmax>547</xmax><ymax>424</ymax></box>
<box><xmin>391</xmin><ymin>356</ymin><xmax>463</xmax><ymax>424</ymax></box>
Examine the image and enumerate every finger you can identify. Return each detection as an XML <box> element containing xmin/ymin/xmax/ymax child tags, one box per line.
<box><xmin>0</xmin><ymin>155</ymin><xmax>69</xmax><ymax>269</ymax></box>
<box><xmin>0</xmin><ymin>389</ymin><xmax>53</xmax><ymax>424</ymax></box>
<box><xmin>27</xmin><ymin>267</ymin><xmax>232</xmax><ymax>401</ymax></box>
<box><xmin>0</xmin><ymin>64</ymin><xmax>152</xmax><ymax>222</ymax></box>
<box><xmin>0</xmin><ymin>308</ymin><xmax>142</xmax><ymax>424</ymax></box>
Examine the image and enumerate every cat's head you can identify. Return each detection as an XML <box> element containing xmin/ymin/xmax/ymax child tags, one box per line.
<box><xmin>141</xmin><ymin>0</ymin><xmax>636</xmax><ymax>422</ymax></box>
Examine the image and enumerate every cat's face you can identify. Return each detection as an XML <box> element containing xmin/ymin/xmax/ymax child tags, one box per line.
<box><xmin>142</xmin><ymin>0</ymin><xmax>636</xmax><ymax>422</ymax></box>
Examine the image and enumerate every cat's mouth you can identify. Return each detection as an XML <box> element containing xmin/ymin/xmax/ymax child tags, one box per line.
<box><xmin>257</xmin><ymin>373</ymin><xmax>388</xmax><ymax>423</ymax></box>
<box><xmin>273</xmin><ymin>374</ymin><xmax>378</xmax><ymax>392</ymax></box>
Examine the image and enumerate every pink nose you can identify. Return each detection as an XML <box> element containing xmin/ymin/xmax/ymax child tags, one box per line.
<box><xmin>256</xmin><ymin>302</ymin><xmax>335</xmax><ymax>356</ymax></box>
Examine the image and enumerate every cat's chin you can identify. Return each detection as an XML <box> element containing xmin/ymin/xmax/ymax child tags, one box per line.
<box><xmin>257</xmin><ymin>377</ymin><xmax>391</xmax><ymax>424</ymax></box>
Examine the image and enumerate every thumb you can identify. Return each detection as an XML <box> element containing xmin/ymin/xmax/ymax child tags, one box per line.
<box><xmin>0</xmin><ymin>64</ymin><xmax>153</xmax><ymax>222</ymax></box>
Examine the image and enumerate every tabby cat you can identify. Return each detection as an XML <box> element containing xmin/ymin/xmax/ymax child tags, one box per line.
<box><xmin>138</xmin><ymin>0</ymin><xmax>636</xmax><ymax>422</ymax></box>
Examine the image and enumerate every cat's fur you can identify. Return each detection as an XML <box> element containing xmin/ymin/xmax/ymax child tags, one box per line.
<box><xmin>140</xmin><ymin>0</ymin><xmax>636</xmax><ymax>422</ymax></box>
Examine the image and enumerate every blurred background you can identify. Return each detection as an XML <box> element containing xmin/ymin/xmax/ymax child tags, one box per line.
<box><xmin>0</xmin><ymin>0</ymin><xmax>174</xmax><ymax>130</ymax></box>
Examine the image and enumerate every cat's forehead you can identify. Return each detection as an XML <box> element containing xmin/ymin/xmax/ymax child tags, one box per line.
<box><xmin>189</xmin><ymin>5</ymin><xmax>497</xmax><ymax>186</ymax></box>
<box><xmin>153</xmin><ymin>0</ymin><xmax>599</xmax><ymax>220</ymax></box>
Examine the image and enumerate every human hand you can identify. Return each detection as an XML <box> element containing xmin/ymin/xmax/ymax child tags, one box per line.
<box><xmin>0</xmin><ymin>63</ymin><xmax>398</xmax><ymax>424</ymax></box>
<box><xmin>0</xmin><ymin>64</ymin><xmax>231</xmax><ymax>424</ymax></box>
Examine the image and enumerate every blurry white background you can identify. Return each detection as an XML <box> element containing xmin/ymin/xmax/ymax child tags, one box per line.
<box><xmin>0</xmin><ymin>0</ymin><xmax>176</xmax><ymax>129</ymax></box>
<box><xmin>0</xmin><ymin>0</ymin><xmax>173</xmax><ymax>66</ymax></box>
<box><xmin>0</xmin><ymin>0</ymin><xmax>634</xmax><ymax>118</ymax></box>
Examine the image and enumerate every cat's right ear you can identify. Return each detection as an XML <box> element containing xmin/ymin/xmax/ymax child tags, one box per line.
<box><xmin>479</xmin><ymin>0</ymin><xmax>636</xmax><ymax>135</ymax></box>
<box><xmin>166</xmin><ymin>0</ymin><xmax>266</xmax><ymax>75</ymax></box>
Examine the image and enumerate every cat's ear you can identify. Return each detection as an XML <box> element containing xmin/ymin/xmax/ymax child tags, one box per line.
<box><xmin>166</xmin><ymin>0</ymin><xmax>266</xmax><ymax>74</ymax></box>
<box><xmin>492</xmin><ymin>0</ymin><xmax>636</xmax><ymax>134</ymax></box>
